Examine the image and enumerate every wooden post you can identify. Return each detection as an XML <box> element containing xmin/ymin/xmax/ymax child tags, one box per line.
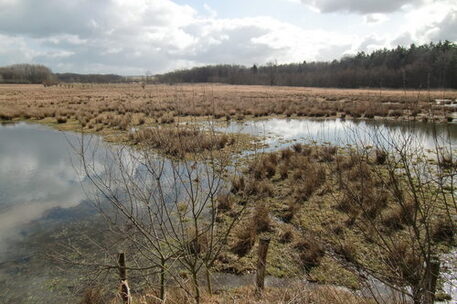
<box><xmin>118</xmin><ymin>252</ymin><xmax>131</xmax><ymax>304</ymax></box>
<box><xmin>423</xmin><ymin>258</ymin><xmax>440</xmax><ymax>304</ymax></box>
<box><xmin>255</xmin><ymin>237</ymin><xmax>271</xmax><ymax>296</ymax></box>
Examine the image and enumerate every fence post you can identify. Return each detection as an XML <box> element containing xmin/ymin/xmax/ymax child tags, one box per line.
<box><xmin>118</xmin><ymin>252</ymin><xmax>131</xmax><ymax>304</ymax></box>
<box><xmin>255</xmin><ymin>237</ymin><xmax>271</xmax><ymax>296</ymax></box>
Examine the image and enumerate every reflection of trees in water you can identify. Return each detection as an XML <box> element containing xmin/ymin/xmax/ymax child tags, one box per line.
<box><xmin>226</xmin><ymin>119</ymin><xmax>457</xmax><ymax>150</ymax></box>
<box><xmin>365</xmin><ymin>120</ymin><xmax>457</xmax><ymax>144</ymax></box>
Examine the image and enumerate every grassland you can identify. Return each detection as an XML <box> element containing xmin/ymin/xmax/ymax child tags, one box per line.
<box><xmin>1</xmin><ymin>83</ymin><xmax>455</xmax><ymax>158</ymax></box>
<box><xmin>1</xmin><ymin>83</ymin><xmax>455</xmax><ymax>303</ymax></box>
<box><xmin>1</xmin><ymin>83</ymin><xmax>456</xmax><ymax>126</ymax></box>
<box><xmin>215</xmin><ymin>144</ymin><xmax>456</xmax><ymax>299</ymax></box>
<box><xmin>1</xmin><ymin>83</ymin><xmax>455</xmax><ymax>157</ymax></box>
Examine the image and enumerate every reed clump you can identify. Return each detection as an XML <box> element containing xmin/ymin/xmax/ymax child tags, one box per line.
<box><xmin>131</xmin><ymin>126</ymin><xmax>235</xmax><ymax>158</ymax></box>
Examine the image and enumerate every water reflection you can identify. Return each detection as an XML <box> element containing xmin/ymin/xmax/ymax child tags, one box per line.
<box><xmin>1</xmin><ymin>120</ymin><xmax>456</xmax><ymax>303</ymax></box>
<box><xmin>0</xmin><ymin>123</ymin><xmax>90</xmax><ymax>254</ymax></box>
<box><xmin>216</xmin><ymin>118</ymin><xmax>457</xmax><ymax>151</ymax></box>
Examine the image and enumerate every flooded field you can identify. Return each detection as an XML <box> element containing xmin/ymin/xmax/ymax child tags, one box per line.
<box><xmin>0</xmin><ymin>119</ymin><xmax>456</xmax><ymax>303</ymax></box>
<box><xmin>212</xmin><ymin>118</ymin><xmax>457</xmax><ymax>151</ymax></box>
<box><xmin>0</xmin><ymin>122</ymin><xmax>100</xmax><ymax>302</ymax></box>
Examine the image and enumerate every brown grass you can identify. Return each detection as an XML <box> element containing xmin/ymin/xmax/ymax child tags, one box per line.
<box><xmin>130</xmin><ymin>126</ymin><xmax>235</xmax><ymax>158</ymax></box>
<box><xmin>137</xmin><ymin>284</ymin><xmax>374</xmax><ymax>304</ymax></box>
<box><xmin>223</xmin><ymin>143</ymin><xmax>456</xmax><ymax>292</ymax></box>
<box><xmin>80</xmin><ymin>287</ymin><xmax>109</xmax><ymax>304</ymax></box>
<box><xmin>293</xmin><ymin>236</ymin><xmax>325</xmax><ymax>270</ymax></box>
<box><xmin>231</xmin><ymin>225</ymin><xmax>256</xmax><ymax>257</ymax></box>
<box><xmin>0</xmin><ymin>84</ymin><xmax>454</xmax><ymax>135</ymax></box>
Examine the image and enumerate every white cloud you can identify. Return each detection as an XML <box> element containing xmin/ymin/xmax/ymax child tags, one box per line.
<box><xmin>0</xmin><ymin>0</ymin><xmax>359</xmax><ymax>73</ymax></box>
<box><xmin>203</xmin><ymin>3</ymin><xmax>218</xmax><ymax>18</ymax></box>
<box><xmin>299</xmin><ymin>0</ymin><xmax>426</xmax><ymax>14</ymax></box>
<box><xmin>388</xmin><ymin>0</ymin><xmax>457</xmax><ymax>46</ymax></box>
<box><xmin>0</xmin><ymin>34</ymin><xmax>38</xmax><ymax>63</ymax></box>
<box><xmin>0</xmin><ymin>0</ymin><xmax>455</xmax><ymax>74</ymax></box>
<box><xmin>409</xmin><ymin>2</ymin><xmax>457</xmax><ymax>42</ymax></box>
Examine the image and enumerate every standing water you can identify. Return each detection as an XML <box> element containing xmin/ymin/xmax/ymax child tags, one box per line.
<box><xmin>0</xmin><ymin>120</ymin><xmax>456</xmax><ymax>303</ymax></box>
<box><xmin>0</xmin><ymin>122</ymin><xmax>99</xmax><ymax>303</ymax></box>
<box><xmin>213</xmin><ymin>118</ymin><xmax>457</xmax><ymax>151</ymax></box>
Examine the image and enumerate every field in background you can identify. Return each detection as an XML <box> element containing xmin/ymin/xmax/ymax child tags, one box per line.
<box><xmin>1</xmin><ymin>84</ymin><xmax>456</xmax><ymax>129</ymax></box>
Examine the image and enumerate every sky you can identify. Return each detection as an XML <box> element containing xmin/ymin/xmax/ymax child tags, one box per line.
<box><xmin>0</xmin><ymin>0</ymin><xmax>456</xmax><ymax>75</ymax></box>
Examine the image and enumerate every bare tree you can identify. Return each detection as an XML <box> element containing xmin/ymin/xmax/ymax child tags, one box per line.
<box><xmin>59</xmin><ymin>124</ymin><xmax>245</xmax><ymax>303</ymax></box>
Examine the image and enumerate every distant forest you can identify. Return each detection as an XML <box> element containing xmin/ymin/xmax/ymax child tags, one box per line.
<box><xmin>1</xmin><ymin>41</ymin><xmax>456</xmax><ymax>88</ymax></box>
<box><xmin>0</xmin><ymin>64</ymin><xmax>126</xmax><ymax>84</ymax></box>
<box><xmin>157</xmin><ymin>41</ymin><xmax>457</xmax><ymax>89</ymax></box>
<box><xmin>55</xmin><ymin>73</ymin><xmax>126</xmax><ymax>83</ymax></box>
<box><xmin>0</xmin><ymin>64</ymin><xmax>55</xmax><ymax>84</ymax></box>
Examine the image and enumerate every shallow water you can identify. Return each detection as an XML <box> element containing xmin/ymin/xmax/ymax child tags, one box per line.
<box><xmin>441</xmin><ymin>249</ymin><xmax>457</xmax><ymax>304</ymax></box>
<box><xmin>0</xmin><ymin>122</ymin><xmax>228</xmax><ymax>303</ymax></box>
<box><xmin>213</xmin><ymin>118</ymin><xmax>457</xmax><ymax>151</ymax></box>
<box><xmin>0</xmin><ymin>123</ymin><xmax>89</xmax><ymax>255</ymax></box>
<box><xmin>0</xmin><ymin>120</ymin><xmax>456</xmax><ymax>303</ymax></box>
<box><xmin>0</xmin><ymin>122</ymin><xmax>100</xmax><ymax>303</ymax></box>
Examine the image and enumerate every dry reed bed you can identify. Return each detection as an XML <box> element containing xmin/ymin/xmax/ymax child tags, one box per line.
<box><xmin>129</xmin><ymin>126</ymin><xmax>237</xmax><ymax>158</ymax></box>
<box><xmin>0</xmin><ymin>84</ymin><xmax>455</xmax><ymax>133</ymax></box>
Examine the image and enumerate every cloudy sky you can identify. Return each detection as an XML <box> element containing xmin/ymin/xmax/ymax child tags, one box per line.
<box><xmin>0</xmin><ymin>0</ymin><xmax>456</xmax><ymax>75</ymax></box>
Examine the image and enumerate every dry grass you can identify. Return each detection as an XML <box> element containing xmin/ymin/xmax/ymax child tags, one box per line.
<box><xmin>230</xmin><ymin>201</ymin><xmax>271</xmax><ymax>257</ymax></box>
<box><xmin>135</xmin><ymin>284</ymin><xmax>374</xmax><ymax>304</ymax></box>
<box><xmin>130</xmin><ymin>126</ymin><xmax>235</xmax><ymax>158</ymax></box>
<box><xmin>80</xmin><ymin>287</ymin><xmax>111</xmax><ymax>304</ymax></box>
<box><xmin>231</xmin><ymin>225</ymin><xmax>256</xmax><ymax>257</ymax></box>
<box><xmin>0</xmin><ymin>84</ymin><xmax>455</xmax><ymax>133</ymax></box>
<box><xmin>219</xmin><ymin>142</ymin><xmax>456</xmax><ymax>294</ymax></box>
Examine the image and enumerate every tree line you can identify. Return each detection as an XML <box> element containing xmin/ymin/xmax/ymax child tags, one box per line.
<box><xmin>2</xmin><ymin>41</ymin><xmax>456</xmax><ymax>88</ymax></box>
<box><xmin>55</xmin><ymin>73</ymin><xmax>126</xmax><ymax>83</ymax></box>
<box><xmin>157</xmin><ymin>41</ymin><xmax>457</xmax><ymax>89</ymax></box>
<box><xmin>0</xmin><ymin>64</ymin><xmax>127</xmax><ymax>84</ymax></box>
<box><xmin>0</xmin><ymin>64</ymin><xmax>55</xmax><ymax>84</ymax></box>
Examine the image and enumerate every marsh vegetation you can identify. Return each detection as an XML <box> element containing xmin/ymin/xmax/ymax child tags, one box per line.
<box><xmin>0</xmin><ymin>83</ymin><xmax>456</xmax><ymax>304</ymax></box>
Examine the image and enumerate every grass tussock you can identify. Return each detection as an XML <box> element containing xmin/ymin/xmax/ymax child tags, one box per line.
<box><xmin>231</xmin><ymin>225</ymin><xmax>256</xmax><ymax>257</ymax></box>
<box><xmin>223</xmin><ymin>142</ymin><xmax>456</xmax><ymax>294</ymax></box>
<box><xmin>0</xmin><ymin>84</ymin><xmax>454</xmax><ymax>136</ymax></box>
<box><xmin>130</xmin><ymin>126</ymin><xmax>235</xmax><ymax>158</ymax></box>
<box><xmin>293</xmin><ymin>236</ymin><xmax>325</xmax><ymax>270</ymax></box>
<box><xmin>230</xmin><ymin>201</ymin><xmax>271</xmax><ymax>257</ymax></box>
